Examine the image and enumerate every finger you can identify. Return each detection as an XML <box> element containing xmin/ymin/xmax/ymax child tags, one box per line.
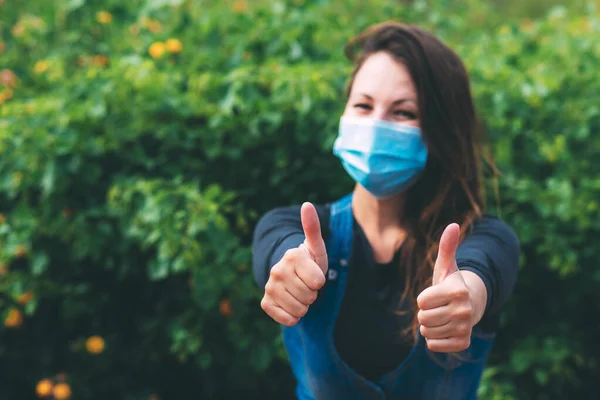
<box><xmin>417</xmin><ymin>286</ymin><xmax>451</xmax><ymax>310</ymax></box>
<box><xmin>300</xmin><ymin>202</ymin><xmax>328</xmax><ymax>273</ymax></box>
<box><xmin>420</xmin><ymin>322</ymin><xmax>466</xmax><ymax>340</ymax></box>
<box><xmin>420</xmin><ymin>323</ymin><xmax>451</xmax><ymax>340</ymax></box>
<box><xmin>285</xmin><ymin>275</ymin><xmax>319</xmax><ymax>306</ymax></box>
<box><xmin>426</xmin><ymin>337</ymin><xmax>471</xmax><ymax>353</ymax></box>
<box><xmin>261</xmin><ymin>298</ymin><xmax>299</xmax><ymax>327</ymax></box>
<box><xmin>417</xmin><ymin>278</ymin><xmax>469</xmax><ymax>310</ymax></box>
<box><xmin>417</xmin><ymin>306</ymin><xmax>452</xmax><ymax>327</ymax></box>
<box><xmin>272</xmin><ymin>290</ymin><xmax>309</xmax><ymax>319</ymax></box>
<box><xmin>295</xmin><ymin>255</ymin><xmax>326</xmax><ymax>291</ymax></box>
<box><xmin>432</xmin><ymin>223</ymin><xmax>460</xmax><ymax>285</ymax></box>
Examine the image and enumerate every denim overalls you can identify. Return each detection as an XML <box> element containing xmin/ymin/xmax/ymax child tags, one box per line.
<box><xmin>281</xmin><ymin>194</ymin><xmax>496</xmax><ymax>399</ymax></box>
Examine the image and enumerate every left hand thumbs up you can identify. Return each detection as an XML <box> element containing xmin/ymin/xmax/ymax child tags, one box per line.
<box><xmin>417</xmin><ymin>223</ymin><xmax>474</xmax><ymax>353</ymax></box>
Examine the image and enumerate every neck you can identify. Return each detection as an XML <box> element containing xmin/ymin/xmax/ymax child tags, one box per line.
<box><xmin>352</xmin><ymin>185</ymin><xmax>405</xmax><ymax>234</ymax></box>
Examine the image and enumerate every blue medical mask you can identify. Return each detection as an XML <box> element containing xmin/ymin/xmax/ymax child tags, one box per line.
<box><xmin>333</xmin><ymin>116</ymin><xmax>428</xmax><ymax>198</ymax></box>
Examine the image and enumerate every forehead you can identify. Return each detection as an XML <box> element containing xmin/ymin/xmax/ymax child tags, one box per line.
<box><xmin>351</xmin><ymin>51</ymin><xmax>417</xmax><ymax>100</ymax></box>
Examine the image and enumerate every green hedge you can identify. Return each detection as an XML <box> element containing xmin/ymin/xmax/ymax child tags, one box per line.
<box><xmin>0</xmin><ymin>0</ymin><xmax>599</xmax><ymax>398</ymax></box>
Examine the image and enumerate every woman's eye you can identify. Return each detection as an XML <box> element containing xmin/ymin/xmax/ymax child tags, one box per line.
<box><xmin>354</xmin><ymin>103</ymin><xmax>372</xmax><ymax>110</ymax></box>
<box><xmin>394</xmin><ymin>110</ymin><xmax>417</xmax><ymax>120</ymax></box>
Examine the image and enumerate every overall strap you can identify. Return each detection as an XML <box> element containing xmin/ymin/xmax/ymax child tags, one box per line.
<box><xmin>326</xmin><ymin>193</ymin><xmax>354</xmax><ymax>275</ymax></box>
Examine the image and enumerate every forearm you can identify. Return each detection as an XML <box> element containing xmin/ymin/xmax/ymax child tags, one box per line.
<box><xmin>253</xmin><ymin>233</ymin><xmax>305</xmax><ymax>289</ymax></box>
<box><xmin>268</xmin><ymin>234</ymin><xmax>305</xmax><ymax>268</ymax></box>
<box><xmin>455</xmin><ymin>217</ymin><xmax>520</xmax><ymax>318</ymax></box>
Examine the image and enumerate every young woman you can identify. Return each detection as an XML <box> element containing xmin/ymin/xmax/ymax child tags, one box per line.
<box><xmin>252</xmin><ymin>22</ymin><xmax>520</xmax><ymax>399</ymax></box>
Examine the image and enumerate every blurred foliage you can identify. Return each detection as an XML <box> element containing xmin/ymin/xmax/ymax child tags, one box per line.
<box><xmin>492</xmin><ymin>0</ymin><xmax>600</xmax><ymax>17</ymax></box>
<box><xmin>0</xmin><ymin>0</ymin><xmax>599</xmax><ymax>399</ymax></box>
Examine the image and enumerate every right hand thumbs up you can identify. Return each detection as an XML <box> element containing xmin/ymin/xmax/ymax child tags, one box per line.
<box><xmin>261</xmin><ymin>202</ymin><xmax>328</xmax><ymax>326</ymax></box>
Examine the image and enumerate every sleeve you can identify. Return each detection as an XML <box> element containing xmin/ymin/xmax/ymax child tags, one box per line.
<box><xmin>251</xmin><ymin>204</ymin><xmax>330</xmax><ymax>290</ymax></box>
<box><xmin>456</xmin><ymin>216</ymin><xmax>520</xmax><ymax>318</ymax></box>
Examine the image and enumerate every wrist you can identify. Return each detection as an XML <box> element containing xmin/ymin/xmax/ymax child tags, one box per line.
<box><xmin>460</xmin><ymin>270</ymin><xmax>488</xmax><ymax>327</ymax></box>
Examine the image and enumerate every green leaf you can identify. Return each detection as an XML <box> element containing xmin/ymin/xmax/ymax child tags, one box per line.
<box><xmin>148</xmin><ymin>258</ymin><xmax>169</xmax><ymax>280</ymax></box>
<box><xmin>31</xmin><ymin>253</ymin><xmax>49</xmax><ymax>276</ymax></box>
<box><xmin>66</xmin><ymin>0</ymin><xmax>85</xmax><ymax>11</ymax></box>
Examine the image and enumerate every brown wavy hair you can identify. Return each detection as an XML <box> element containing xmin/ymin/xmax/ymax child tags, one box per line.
<box><xmin>344</xmin><ymin>21</ymin><xmax>498</xmax><ymax>340</ymax></box>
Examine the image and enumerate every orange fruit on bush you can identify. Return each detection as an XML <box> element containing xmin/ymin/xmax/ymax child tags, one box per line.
<box><xmin>96</xmin><ymin>11</ymin><xmax>112</xmax><ymax>24</ymax></box>
<box><xmin>219</xmin><ymin>298</ymin><xmax>233</xmax><ymax>317</ymax></box>
<box><xmin>166</xmin><ymin>39</ymin><xmax>183</xmax><ymax>53</ymax></box>
<box><xmin>145</xmin><ymin>19</ymin><xmax>162</xmax><ymax>33</ymax></box>
<box><xmin>35</xmin><ymin>379</ymin><xmax>53</xmax><ymax>397</ymax></box>
<box><xmin>148</xmin><ymin>42</ymin><xmax>166</xmax><ymax>59</ymax></box>
<box><xmin>232</xmin><ymin>0</ymin><xmax>248</xmax><ymax>13</ymax></box>
<box><xmin>34</xmin><ymin>60</ymin><xmax>50</xmax><ymax>74</ymax></box>
<box><xmin>17</xmin><ymin>291</ymin><xmax>34</xmax><ymax>305</ymax></box>
<box><xmin>4</xmin><ymin>308</ymin><xmax>23</xmax><ymax>328</ymax></box>
<box><xmin>0</xmin><ymin>69</ymin><xmax>17</xmax><ymax>87</ymax></box>
<box><xmin>16</xmin><ymin>245</ymin><xmax>27</xmax><ymax>257</ymax></box>
<box><xmin>92</xmin><ymin>55</ymin><xmax>109</xmax><ymax>67</ymax></box>
<box><xmin>86</xmin><ymin>335</ymin><xmax>105</xmax><ymax>354</ymax></box>
<box><xmin>53</xmin><ymin>383</ymin><xmax>71</xmax><ymax>399</ymax></box>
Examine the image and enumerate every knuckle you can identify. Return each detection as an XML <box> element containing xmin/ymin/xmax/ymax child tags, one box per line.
<box><xmin>283</xmin><ymin>248</ymin><xmax>300</xmax><ymax>263</ymax></box>
<box><xmin>281</xmin><ymin>315</ymin><xmax>299</xmax><ymax>327</ymax></box>
<box><xmin>299</xmin><ymin>265</ymin><xmax>325</xmax><ymax>290</ymax></box>
<box><xmin>427</xmin><ymin>341</ymin><xmax>439</xmax><ymax>352</ymax></box>
<box><xmin>454</xmin><ymin>305</ymin><xmax>473</xmax><ymax>320</ymax></box>
<box><xmin>307</xmin><ymin>290</ymin><xmax>318</xmax><ymax>304</ymax></box>
<box><xmin>264</xmin><ymin>281</ymin><xmax>277</xmax><ymax>297</ymax></box>
<box><xmin>456</xmin><ymin>324</ymin><xmax>471</xmax><ymax>337</ymax></box>
<box><xmin>416</xmin><ymin>292</ymin><xmax>428</xmax><ymax>310</ymax></box>
<box><xmin>297</xmin><ymin>304</ymin><xmax>309</xmax><ymax>317</ymax></box>
<box><xmin>312</xmin><ymin>272</ymin><xmax>326</xmax><ymax>289</ymax></box>
<box><xmin>261</xmin><ymin>298</ymin><xmax>275</xmax><ymax>316</ymax></box>
<box><xmin>460</xmin><ymin>337</ymin><xmax>471</xmax><ymax>350</ymax></box>
<box><xmin>451</xmin><ymin>286</ymin><xmax>469</xmax><ymax>299</ymax></box>
<box><xmin>270</xmin><ymin>264</ymin><xmax>286</xmax><ymax>280</ymax></box>
<box><xmin>418</xmin><ymin>311</ymin><xmax>434</xmax><ymax>327</ymax></box>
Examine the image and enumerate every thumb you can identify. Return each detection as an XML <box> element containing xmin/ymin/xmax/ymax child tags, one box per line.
<box><xmin>432</xmin><ymin>223</ymin><xmax>460</xmax><ymax>285</ymax></box>
<box><xmin>301</xmin><ymin>202</ymin><xmax>328</xmax><ymax>273</ymax></box>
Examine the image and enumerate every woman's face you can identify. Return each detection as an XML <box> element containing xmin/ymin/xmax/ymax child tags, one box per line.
<box><xmin>343</xmin><ymin>51</ymin><xmax>420</xmax><ymax>128</ymax></box>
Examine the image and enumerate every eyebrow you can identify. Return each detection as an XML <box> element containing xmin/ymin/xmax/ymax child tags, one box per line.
<box><xmin>358</xmin><ymin>93</ymin><xmax>416</xmax><ymax>105</ymax></box>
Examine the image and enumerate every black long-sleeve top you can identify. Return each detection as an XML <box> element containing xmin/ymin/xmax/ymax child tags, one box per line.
<box><xmin>252</xmin><ymin>203</ymin><xmax>520</xmax><ymax>381</ymax></box>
